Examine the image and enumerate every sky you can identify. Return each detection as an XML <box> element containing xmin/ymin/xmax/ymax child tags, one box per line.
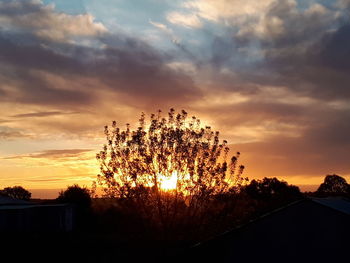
<box><xmin>0</xmin><ymin>0</ymin><xmax>350</xmax><ymax>198</ymax></box>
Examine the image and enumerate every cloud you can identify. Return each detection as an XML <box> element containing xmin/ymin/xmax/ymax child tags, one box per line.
<box><xmin>28</xmin><ymin>149</ymin><xmax>92</xmax><ymax>159</ymax></box>
<box><xmin>196</xmin><ymin>0</ymin><xmax>350</xmax><ymax>102</ymax></box>
<box><xmin>0</xmin><ymin>32</ymin><xmax>95</xmax><ymax>108</ymax></box>
<box><xmin>188</xmin><ymin>78</ymin><xmax>350</xmax><ymax>179</ymax></box>
<box><xmin>10</xmin><ymin>111</ymin><xmax>76</xmax><ymax>118</ymax></box>
<box><xmin>149</xmin><ymin>20</ymin><xmax>172</xmax><ymax>33</ymax></box>
<box><xmin>25</xmin><ymin>178</ymin><xmax>67</xmax><ymax>182</ymax></box>
<box><xmin>0</xmin><ymin>0</ymin><xmax>107</xmax><ymax>42</ymax></box>
<box><xmin>237</xmin><ymin>0</ymin><xmax>337</xmax><ymax>45</ymax></box>
<box><xmin>0</xmin><ymin>126</ymin><xmax>30</xmax><ymax>139</ymax></box>
<box><xmin>216</xmin><ymin>102</ymin><xmax>350</xmax><ymax>182</ymax></box>
<box><xmin>167</xmin><ymin>11</ymin><xmax>202</xmax><ymax>28</ymax></box>
<box><xmin>0</xmin><ymin>0</ymin><xmax>201</xmax><ymax>120</ymax></box>
<box><xmin>238</xmin><ymin>112</ymin><xmax>350</xmax><ymax>178</ymax></box>
<box><xmin>336</xmin><ymin>0</ymin><xmax>350</xmax><ymax>8</ymax></box>
<box><xmin>3</xmin><ymin>149</ymin><xmax>93</xmax><ymax>160</ymax></box>
<box><xmin>0</xmin><ymin>119</ymin><xmax>11</xmax><ymax>124</ymax></box>
<box><xmin>93</xmin><ymin>36</ymin><xmax>200</xmax><ymax>106</ymax></box>
<box><xmin>256</xmin><ymin>23</ymin><xmax>350</xmax><ymax>101</ymax></box>
<box><xmin>149</xmin><ymin>20</ymin><xmax>182</xmax><ymax>44</ymax></box>
<box><xmin>183</xmin><ymin>0</ymin><xmax>274</xmax><ymax>22</ymax></box>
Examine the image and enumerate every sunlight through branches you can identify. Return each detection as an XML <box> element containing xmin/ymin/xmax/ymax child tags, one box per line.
<box><xmin>96</xmin><ymin>109</ymin><xmax>247</xmax><ymax>235</ymax></box>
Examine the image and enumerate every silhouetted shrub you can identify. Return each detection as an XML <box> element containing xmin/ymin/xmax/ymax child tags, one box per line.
<box><xmin>57</xmin><ymin>184</ymin><xmax>92</xmax><ymax>211</ymax></box>
<box><xmin>316</xmin><ymin>174</ymin><xmax>350</xmax><ymax>197</ymax></box>
<box><xmin>57</xmin><ymin>185</ymin><xmax>92</xmax><ymax>230</ymax></box>
<box><xmin>0</xmin><ymin>186</ymin><xmax>31</xmax><ymax>200</ymax></box>
<box><xmin>244</xmin><ymin>177</ymin><xmax>302</xmax><ymax>205</ymax></box>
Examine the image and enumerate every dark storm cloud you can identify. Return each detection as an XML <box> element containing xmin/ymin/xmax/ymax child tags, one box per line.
<box><xmin>232</xmin><ymin>0</ymin><xmax>350</xmax><ymax>101</ymax></box>
<box><xmin>95</xmin><ymin>40</ymin><xmax>198</xmax><ymax>104</ymax></box>
<box><xmin>0</xmin><ymin>0</ymin><xmax>45</xmax><ymax>15</ymax></box>
<box><xmin>0</xmin><ymin>1</ymin><xmax>200</xmax><ymax>109</ymax></box>
<box><xmin>198</xmin><ymin>1</ymin><xmax>350</xmax><ymax>102</ymax></box>
<box><xmin>198</xmin><ymin>100</ymin><xmax>308</xmax><ymax>126</ymax></box>
<box><xmin>0</xmin><ymin>65</ymin><xmax>93</xmax><ymax>107</ymax></box>
<box><xmin>0</xmin><ymin>32</ymin><xmax>84</xmax><ymax>73</ymax></box>
<box><xmin>0</xmin><ymin>33</ymin><xmax>199</xmax><ymax>108</ymax></box>
<box><xmin>337</xmin><ymin>0</ymin><xmax>350</xmax><ymax>8</ymax></box>
<box><xmin>229</xmin><ymin>101</ymin><xmax>350</xmax><ymax>178</ymax></box>
<box><xmin>198</xmin><ymin>2</ymin><xmax>350</xmax><ymax>180</ymax></box>
<box><xmin>318</xmin><ymin>24</ymin><xmax>350</xmax><ymax>71</ymax></box>
<box><xmin>0</xmin><ymin>28</ymin><xmax>98</xmax><ymax>107</ymax></box>
<box><xmin>206</xmin><ymin>1</ymin><xmax>350</xmax><ymax>179</ymax></box>
<box><xmin>238</xmin><ymin>111</ymin><xmax>350</xmax><ymax>176</ymax></box>
<box><xmin>257</xmin><ymin>27</ymin><xmax>350</xmax><ymax>100</ymax></box>
<box><xmin>302</xmin><ymin>109</ymin><xmax>350</xmax><ymax>148</ymax></box>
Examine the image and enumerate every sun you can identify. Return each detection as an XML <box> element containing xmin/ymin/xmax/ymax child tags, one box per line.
<box><xmin>159</xmin><ymin>171</ymin><xmax>178</xmax><ymax>191</ymax></box>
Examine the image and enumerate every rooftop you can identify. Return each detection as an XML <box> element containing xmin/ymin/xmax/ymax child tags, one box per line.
<box><xmin>0</xmin><ymin>196</ymin><xmax>31</xmax><ymax>206</ymax></box>
<box><xmin>312</xmin><ymin>197</ymin><xmax>350</xmax><ymax>215</ymax></box>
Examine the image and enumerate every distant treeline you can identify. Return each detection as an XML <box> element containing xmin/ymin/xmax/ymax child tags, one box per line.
<box><xmin>1</xmin><ymin>174</ymin><xmax>349</xmax><ymax>243</ymax></box>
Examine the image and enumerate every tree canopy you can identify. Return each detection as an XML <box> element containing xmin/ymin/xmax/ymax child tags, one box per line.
<box><xmin>95</xmin><ymin>109</ymin><xmax>247</xmax><ymax>233</ymax></box>
<box><xmin>57</xmin><ymin>184</ymin><xmax>92</xmax><ymax>210</ymax></box>
<box><xmin>244</xmin><ymin>177</ymin><xmax>301</xmax><ymax>200</ymax></box>
<box><xmin>316</xmin><ymin>174</ymin><xmax>350</xmax><ymax>196</ymax></box>
<box><xmin>96</xmin><ymin>109</ymin><xmax>246</xmax><ymax>196</ymax></box>
<box><xmin>0</xmin><ymin>186</ymin><xmax>31</xmax><ymax>200</ymax></box>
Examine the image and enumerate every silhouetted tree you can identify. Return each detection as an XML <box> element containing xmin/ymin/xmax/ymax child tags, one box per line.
<box><xmin>96</xmin><ymin>109</ymin><xmax>247</xmax><ymax>236</ymax></box>
<box><xmin>245</xmin><ymin>177</ymin><xmax>301</xmax><ymax>200</ymax></box>
<box><xmin>0</xmin><ymin>186</ymin><xmax>31</xmax><ymax>200</ymax></box>
<box><xmin>316</xmin><ymin>174</ymin><xmax>350</xmax><ymax>196</ymax></box>
<box><xmin>57</xmin><ymin>185</ymin><xmax>92</xmax><ymax>230</ymax></box>
<box><xmin>57</xmin><ymin>184</ymin><xmax>92</xmax><ymax>211</ymax></box>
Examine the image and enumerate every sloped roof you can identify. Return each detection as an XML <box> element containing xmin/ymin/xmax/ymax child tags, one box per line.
<box><xmin>0</xmin><ymin>195</ymin><xmax>31</xmax><ymax>206</ymax></box>
<box><xmin>312</xmin><ymin>197</ymin><xmax>350</xmax><ymax>215</ymax></box>
<box><xmin>189</xmin><ymin>199</ymin><xmax>350</xmax><ymax>262</ymax></box>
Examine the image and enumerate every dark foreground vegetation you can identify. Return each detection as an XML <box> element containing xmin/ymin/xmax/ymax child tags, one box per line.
<box><xmin>1</xmin><ymin>173</ymin><xmax>349</xmax><ymax>262</ymax></box>
<box><xmin>91</xmin><ymin>173</ymin><xmax>349</xmax><ymax>244</ymax></box>
<box><xmin>0</xmin><ymin>178</ymin><xmax>303</xmax><ymax>262</ymax></box>
<box><xmin>90</xmin><ymin>177</ymin><xmax>303</xmax><ymax>243</ymax></box>
<box><xmin>0</xmin><ymin>186</ymin><xmax>31</xmax><ymax>200</ymax></box>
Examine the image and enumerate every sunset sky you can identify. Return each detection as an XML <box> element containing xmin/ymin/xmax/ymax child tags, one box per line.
<box><xmin>1</xmin><ymin>0</ymin><xmax>349</xmax><ymax>198</ymax></box>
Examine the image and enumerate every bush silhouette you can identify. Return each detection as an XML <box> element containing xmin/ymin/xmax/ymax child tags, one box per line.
<box><xmin>0</xmin><ymin>186</ymin><xmax>31</xmax><ymax>200</ymax></box>
<box><xmin>316</xmin><ymin>174</ymin><xmax>350</xmax><ymax>197</ymax></box>
<box><xmin>244</xmin><ymin>177</ymin><xmax>302</xmax><ymax>201</ymax></box>
<box><xmin>57</xmin><ymin>185</ymin><xmax>93</xmax><ymax>230</ymax></box>
<box><xmin>57</xmin><ymin>184</ymin><xmax>92</xmax><ymax>210</ymax></box>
